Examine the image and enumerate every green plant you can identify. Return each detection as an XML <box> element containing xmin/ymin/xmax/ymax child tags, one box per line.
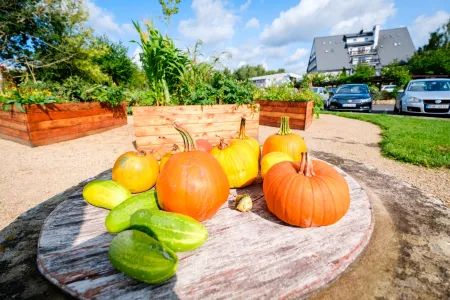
<box><xmin>132</xmin><ymin>20</ymin><xmax>189</xmax><ymax>106</ymax></box>
<box><xmin>1</xmin><ymin>90</ymin><xmax>61</xmax><ymax>112</ymax></box>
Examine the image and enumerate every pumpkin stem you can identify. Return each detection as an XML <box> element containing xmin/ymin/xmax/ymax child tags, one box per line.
<box><xmin>237</xmin><ymin>117</ymin><xmax>247</xmax><ymax>139</ymax></box>
<box><xmin>217</xmin><ymin>138</ymin><xmax>229</xmax><ymax>150</ymax></box>
<box><xmin>277</xmin><ymin>116</ymin><xmax>292</xmax><ymax>136</ymax></box>
<box><xmin>173</xmin><ymin>122</ymin><xmax>197</xmax><ymax>152</ymax></box>
<box><xmin>299</xmin><ymin>152</ymin><xmax>315</xmax><ymax>177</ymax></box>
<box><xmin>136</xmin><ymin>149</ymin><xmax>148</xmax><ymax>156</ymax></box>
<box><xmin>171</xmin><ymin>144</ymin><xmax>180</xmax><ymax>152</ymax></box>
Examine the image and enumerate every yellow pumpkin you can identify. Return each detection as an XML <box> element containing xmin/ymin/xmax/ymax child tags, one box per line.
<box><xmin>112</xmin><ymin>150</ymin><xmax>159</xmax><ymax>193</ymax></box>
<box><xmin>232</xmin><ymin>117</ymin><xmax>261</xmax><ymax>161</ymax></box>
<box><xmin>261</xmin><ymin>152</ymin><xmax>294</xmax><ymax>179</ymax></box>
<box><xmin>159</xmin><ymin>144</ymin><xmax>181</xmax><ymax>172</ymax></box>
<box><xmin>210</xmin><ymin>139</ymin><xmax>258</xmax><ymax>188</ymax></box>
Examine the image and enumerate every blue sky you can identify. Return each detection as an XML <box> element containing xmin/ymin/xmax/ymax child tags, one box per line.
<box><xmin>85</xmin><ymin>0</ymin><xmax>450</xmax><ymax>74</ymax></box>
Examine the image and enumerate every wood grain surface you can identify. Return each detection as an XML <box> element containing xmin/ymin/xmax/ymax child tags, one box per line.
<box><xmin>37</xmin><ymin>162</ymin><xmax>373</xmax><ymax>300</ymax></box>
<box><xmin>132</xmin><ymin>104</ymin><xmax>259</xmax><ymax>152</ymax></box>
<box><xmin>256</xmin><ymin>101</ymin><xmax>314</xmax><ymax>130</ymax></box>
<box><xmin>0</xmin><ymin>103</ymin><xmax>127</xmax><ymax>146</ymax></box>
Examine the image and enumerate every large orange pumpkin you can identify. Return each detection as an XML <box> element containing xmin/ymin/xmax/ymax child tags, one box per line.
<box><xmin>262</xmin><ymin>116</ymin><xmax>307</xmax><ymax>161</ymax></box>
<box><xmin>112</xmin><ymin>150</ymin><xmax>159</xmax><ymax>193</ymax></box>
<box><xmin>210</xmin><ymin>138</ymin><xmax>258</xmax><ymax>188</ymax></box>
<box><xmin>156</xmin><ymin>123</ymin><xmax>230</xmax><ymax>222</ymax></box>
<box><xmin>232</xmin><ymin>117</ymin><xmax>260</xmax><ymax>161</ymax></box>
<box><xmin>263</xmin><ymin>152</ymin><xmax>351</xmax><ymax>227</ymax></box>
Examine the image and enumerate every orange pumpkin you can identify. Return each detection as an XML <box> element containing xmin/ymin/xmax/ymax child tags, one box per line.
<box><xmin>156</xmin><ymin>123</ymin><xmax>230</xmax><ymax>222</ymax></box>
<box><xmin>262</xmin><ymin>116</ymin><xmax>307</xmax><ymax>161</ymax></box>
<box><xmin>112</xmin><ymin>150</ymin><xmax>159</xmax><ymax>193</ymax></box>
<box><xmin>159</xmin><ymin>144</ymin><xmax>181</xmax><ymax>172</ymax></box>
<box><xmin>210</xmin><ymin>138</ymin><xmax>258</xmax><ymax>188</ymax></box>
<box><xmin>263</xmin><ymin>152</ymin><xmax>351</xmax><ymax>227</ymax></box>
<box><xmin>232</xmin><ymin>117</ymin><xmax>260</xmax><ymax>160</ymax></box>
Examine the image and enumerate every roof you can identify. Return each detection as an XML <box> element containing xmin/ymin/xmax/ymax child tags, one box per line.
<box><xmin>312</xmin><ymin>27</ymin><xmax>415</xmax><ymax>72</ymax></box>
<box><xmin>377</xmin><ymin>28</ymin><xmax>415</xmax><ymax>65</ymax></box>
<box><xmin>249</xmin><ymin>72</ymin><xmax>302</xmax><ymax>81</ymax></box>
<box><xmin>313</xmin><ymin>35</ymin><xmax>351</xmax><ymax>71</ymax></box>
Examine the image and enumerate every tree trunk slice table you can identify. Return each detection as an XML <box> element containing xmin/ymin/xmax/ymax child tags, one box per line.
<box><xmin>37</xmin><ymin>163</ymin><xmax>374</xmax><ymax>299</ymax></box>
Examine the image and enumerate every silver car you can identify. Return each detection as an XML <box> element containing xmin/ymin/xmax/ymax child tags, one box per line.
<box><xmin>311</xmin><ymin>87</ymin><xmax>330</xmax><ymax>108</ymax></box>
<box><xmin>395</xmin><ymin>79</ymin><xmax>450</xmax><ymax>115</ymax></box>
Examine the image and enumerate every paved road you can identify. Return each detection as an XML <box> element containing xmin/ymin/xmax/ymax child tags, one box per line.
<box><xmin>372</xmin><ymin>104</ymin><xmax>394</xmax><ymax>114</ymax></box>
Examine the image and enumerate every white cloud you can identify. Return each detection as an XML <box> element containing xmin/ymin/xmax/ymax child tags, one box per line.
<box><xmin>84</xmin><ymin>0</ymin><xmax>136</xmax><ymax>39</ymax></box>
<box><xmin>285</xmin><ymin>48</ymin><xmax>309</xmax><ymax>65</ymax></box>
<box><xmin>179</xmin><ymin>0</ymin><xmax>238</xmax><ymax>44</ymax></box>
<box><xmin>131</xmin><ymin>47</ymin><xmax>142</xmax><ymax>67</ymax></box>
<box><xmin>260</xmin><ymin>0</ymin><xmax>396</xmax><ymax>46</ymax></box>
<box><xmin>240</xmin><ymin>0</ymin><xmax>252</xmax><ymax>12</ymax></box>
<box><xmin>410</xmin><ymin>11</ymin><xmax>450</xmax><ymax>48</ymax></box>
<box><xmin>223</xmin><ymin>44</ymin><xmax>288</xmax><ymax>70</ymax></box>
<box><xmin>245</xmin><ymin>18</ymin><xmax>260</xmax><ymax>29</ymax></box>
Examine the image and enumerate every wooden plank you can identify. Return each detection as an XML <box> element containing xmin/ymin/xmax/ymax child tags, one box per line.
<box><xmin>0</xmin><ymin>118</ymin><xmax>28</xmax><ymax>131</ymax></box>
<box><xmin>25</xmin><ymin>102</ymin><xmax>123</xmax><ymax>113</ymax></box>
<box><xmin>259</xmin><ymin>105</ymin><xmax>307</xmax><ymax>114</ymax></box>
<box><xmin>132</xmin><ymin>104</ymin><xmax>259</xmax><ymax>116</ymax></box>
<box><xmin>256</xmin><ymin>100</ymin><xmax>310</xmax><ymax>108</ymax></box>
<box><xmin>30</xmin><ymin>118</ymin><xmax>127</xmax><ymax>142</ymax></box>
<box><xmin>134</xmin><ymin>122</ymin><xmax>259</xmax><ymax>137</ymax></box>
<box><xmin>27</xmin><ymin>107</ymin><xmax>126</xmax><ymax>123</ymax></box>
<box><xmin>259</xmin><ymin>116</ymin><xmax>305</xmax><ymax>126</ymax></box>
<box><xmin>135</xmin><ymin>129</ymin><xmax>259</xmax><ymax>148</ymax></box>
<box><xmin>37</xmin><ymin>166</ymin><xmax>374</xmax><ymax>299</ymax></box>
<box><xmin>259</xmin><ymin>111</ymin><xmax>306</xmax><ymax>120</ymax></box>
<box><xmin>133</xmin><ymin>112</ymin><xmax>259</xmax><ymax>127</ymax></box>
<box><xmin>31</xmin><ymin>124</ymin><xmax>126</xmax><ymax>146</ymax></box>
<box><xmin>0</xmin><ymin>110</ymin><xmax>28</xmax><ymax>121</ymax></box>
<box><xmin>28</xmin><ymin>113</ymin><xmax>118</xmax><ymax>131</ymax></box>
<box><xmin>0</xmin><ymin>125</ymin><xmax>30</xmax><ymax>140</ymax></box>
<box><xmin>0</xmin><ymin>132</ymin><xmax>32</xmax><ymax>146</ymax></box>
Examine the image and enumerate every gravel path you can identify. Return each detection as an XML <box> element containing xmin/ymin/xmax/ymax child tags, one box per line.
<box><xmin>0</xmin><ymin>114</ymin><xmax>448</xmax><ymax>229</ymax></box>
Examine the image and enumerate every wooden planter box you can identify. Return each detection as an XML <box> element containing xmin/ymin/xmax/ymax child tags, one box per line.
<box><xmin>256</xmin><ymin>100</ymin><xmax>314</xmax><ymax>130</ymax></box>
<box><xmin>133</xmin><ymin>104</ymin><xmax>260</xmax><ymax>155</ymax></box>
<box><xmin>0</xmin><ymin>102</ymin><xmax>127</xmax><ymax>147</ymax></box>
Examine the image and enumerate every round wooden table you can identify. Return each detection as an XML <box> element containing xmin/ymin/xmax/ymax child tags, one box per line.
<box><xmin>37</xmin><ymin>163</ymin><xmax>374</xmax><ymax>299</ymax></box>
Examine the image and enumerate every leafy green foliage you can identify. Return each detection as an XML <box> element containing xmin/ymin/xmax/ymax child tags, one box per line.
<box><xmin>132</xmin><ymin>20</ymin><xmax>189</xmax><ymax>105</ymax></box>
<box><xmin>327</xmin><ymin>112</ymin><xmax>450</xmax><ymax>168</ymax></box>
<box><xmin>94</xmin><ymin>36</ymin><xmax>135</xmax><ymax>86</ymax></box>
<box><xmin>1</xmin><ymin>90</ymin><xmax>61</xmax><ymax>113</ymax></box>
<box><xmin>158</xmin><ymin>0</ymin><xmax>182</xmax><ymax>26</ymax></box>
<box><xmin>233</xmin><ymin>65</ymin><xmax>286</xmax><ymax>81</ymax></box>
<box><xmin>254</xmin><ymin>84</ymin><xmax>323</xmax><ymax>116</ymax></box>
<box><xmin>407</xmin><ymin>19</ymin><xmax>450</xmax><ymax>75</ymax></box>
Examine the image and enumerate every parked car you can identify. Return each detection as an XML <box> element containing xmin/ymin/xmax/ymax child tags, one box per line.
<box><xmin>394</xmin><ymin>79</ymin><xmax>450</xmax><ymax>115</ymax></box>
<box><xmin>381</xmin><ymin>85</ymin><xmax>396</xmax><ymax>93</ymax></box>
<box><xmin>311</xmin><ymin>87</ymin><xmax>330</xmax><ymax>108</ymax></box>
<box><xmin>328</xmin><ymin>84</ymin><xmax>373</xmax><ymax>112</ymax></box>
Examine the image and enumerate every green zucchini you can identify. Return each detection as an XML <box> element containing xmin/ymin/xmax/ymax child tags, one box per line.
<box><xmin>108</xmin><ymin>230</ymin><xmax>178</xmax><ymax>284</ymax></box>
<box><xmin>130</xmin><ymin>209</ymin><xmax>208</xmax><ymax>252</ymax></box>
<box><xmin>105</xmin><ymin>190</ymin><xmax>159</xmax><ymax>233</ymax></box>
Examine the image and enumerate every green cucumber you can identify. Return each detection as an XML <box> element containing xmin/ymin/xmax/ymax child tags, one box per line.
<box><xmin>105</xmin><ymin>190</ymin><xmax>159</xmax><ymax>233</ymax></box>
<box><xmin>130</xmin><ymin>209</ymin><xmax>208</xmax><ymax>252</ymax></box>
<box><xmin>108</xmin><ymin>230</ymin><xmax>178</xmax><ymax>284</ymax></box>
<box><xmin>82</xmin><ymin>180</ymin><xmax>131</xmax><ymax>210</ymax></box>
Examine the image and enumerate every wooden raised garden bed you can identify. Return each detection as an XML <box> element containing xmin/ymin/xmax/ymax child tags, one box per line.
<box><xmin>133</xmin><ymin>104</ymin><xmax>259</xmax><ymax>155</ymax></box>
<box><xmin>0</xmin><ymin>102</ymin><xmax>127</xmax><ymax>147</ymax></box>
<box><xmin>256</xmin><ymin>100</ymin><xmax>314</xmax><ymax>130</ymax></box>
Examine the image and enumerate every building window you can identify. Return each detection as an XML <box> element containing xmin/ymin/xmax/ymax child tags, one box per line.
<box><xmin>353</xmin><ymin>38</ymin><xmax>357</xmax><ymax>41</ymax></box>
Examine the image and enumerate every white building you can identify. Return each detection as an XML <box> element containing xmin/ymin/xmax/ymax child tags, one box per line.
<box><xmin>249</xmin><ymin>73</ymin><xmax>302</xmax><ymax>88</ymax></box>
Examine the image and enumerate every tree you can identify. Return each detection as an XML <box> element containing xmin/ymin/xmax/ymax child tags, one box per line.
<box><xmin>158</xmin><ymin>0</ymin><xmax>182</xmax><ymax>29</ymax></box>
<box><xmin>381</xmin><ymin>60</ymin><xmax>411</xmax><ymax>88</ymax></box>
<box><xmin>94</xmin><ymin>36</ymin><xmax>134</xmax><ymax>86</ymax></box>
<box><xmin>233</xmin><ymin>65</ymin><xmax>286</xmax><ymax>81</ymax></box>
<box><xmin>350</xmin><ymin>63</ymin><xmax>375</xmax><ymax>83</ymax></box>
<box><xmin>407</xmin><ymin>19</ymin><xmax>450</xmax><ymax>75</ymax></box>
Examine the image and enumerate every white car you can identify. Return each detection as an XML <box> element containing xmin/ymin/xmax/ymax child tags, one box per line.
<box><xmin>394</xmin><ymin>79</ymin><xmax>450</xmax><ymax>115</ymax></box>
<box><xmin>381</xmin><ymin>85</ymin><xmax>396</xmax><ymax>93</ymax></box>
<box><xmin>311</xmin><ymin>87</ymin><xmax>330</xmax><ymax>108</ymax></box>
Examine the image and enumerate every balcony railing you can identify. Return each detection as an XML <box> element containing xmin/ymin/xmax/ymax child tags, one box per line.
<box><xmin>351</xmin><ymin>58</ymin><xmax>380</xmax><ymax>65</ymax></box>
<box><xmin>348</xmin><ymin>48</ymin><xmax>377</xmax><ymax>56</ymax></box>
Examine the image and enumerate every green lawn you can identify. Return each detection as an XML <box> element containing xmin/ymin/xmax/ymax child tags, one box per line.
<box><xmin>325</xmin><ymin>112</ymin><xmax>450</xmax><ymax>168</ymax></box>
